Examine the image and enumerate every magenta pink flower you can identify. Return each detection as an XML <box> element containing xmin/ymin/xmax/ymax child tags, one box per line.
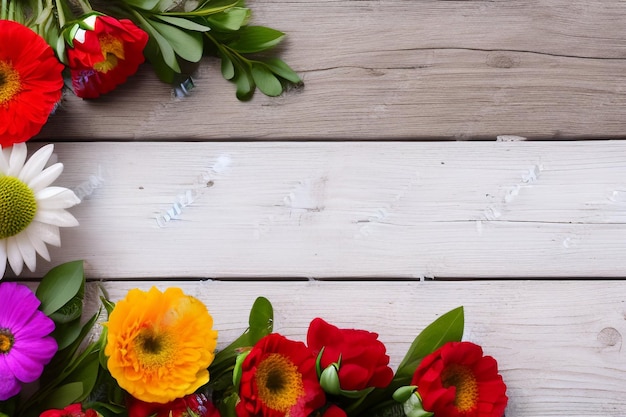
<box><xmin>0</xmin><ymin>282</ymin><xmax>57</xmax><ymax>400</ymax></box>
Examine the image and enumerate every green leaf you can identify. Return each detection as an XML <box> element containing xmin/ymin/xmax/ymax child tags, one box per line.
<box><xmin>51</xmin><ymin>319</ymin><xmax>83</xmax><ymax>350</ymax></box>
<box><xmin>150</xmin><ymin>19</ymin><xmax>204</xmax><ymax>63</ymax></box>
<box><xmin>251</xmin><ymin>63</ymin><xmax>283</xmax><ymax>96</ymax></box>
<box><xmin>263</xmin><ymin>58</ymin><xmax>302</xmax><ymax>84</ymax></box>
<box><xmin>220</xmin><ymin>52</ymin><xmax>235</xmax><ymax>79</ymax></box>
<box><xmin>163</xmin><ymin>0</ymin><xmax>240</xmax><ymax>16</ymax></box>
<box><xmin>63</xmin><ymin>350</ymin><xmax>101</xmax><ymax>403</ymax></box>
<box><xmin>395</xmin><ymin>306</ymin><xmax>464</xmax><ymax>380</ymax></box>
<box><xmin>227</xmin><ymin>26</ymin><xmax>285</xmax><ymax>53</ymax></box>
<box><xmin>38</xmin><ymin>382</ymin><xmax>84</xmax><ymax>409</ymax></box>
<box><xmin>124</xmin><ymin>0</ymin><xmax>161</xmax><ymax>11</ymax></box>
<box><xmin>210</xmin><ymin>297</ymin><xmax>272</xmax><ymax>375</ymax></box>
<box><xmin>135</xmin><ymin>12</ymin><xmax>181</xmax><ymax>73</ymax></box>
<box><xmin>154</xmin><ymin>15</ymin><xmax>212</xmax><ymax>31</ymax></box>
<box><xmin>206</xmin><ymin>7</ymin><xmax>250</xmax><ymax>31</ymax></box>
<box><xmin>247</xmin><ymin>296</ymin><xmax>273</xmax><ymax>340</ymax></box>
<box><xmin>234</xmin><ymin>66</ymin><xmax>255</xmax><ymax>101</ymax></box>
<box><xmin>36</xmin><ymin>260</ymin><xmax>84</xmax><ymax>316</ymax></box>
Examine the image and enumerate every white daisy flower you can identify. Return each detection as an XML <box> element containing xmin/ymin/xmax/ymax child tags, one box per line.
<box><xmin>0</xmin><ymin>143</ymin><xmax>79</xmax><ymax>277</ymax></box>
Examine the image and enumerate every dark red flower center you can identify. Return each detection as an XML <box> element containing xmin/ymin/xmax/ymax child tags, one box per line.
<box><xmin>442</xmin><ymin>363</ymin><xmax>479</xmax><ymax>412</ymax></box>
<box><xmin>0</xmin><ymin>61</ymin><xmax>21</xmax><ymax>105</ymax></box>
<box><xmin>255</xmin><ymin>353</ymin><xmax>305</xmax><ymax>412</ymax></box>
<box><xmin>94</xmin><ymin>34</ymin><xmax>125</xmax><ymax>73</ymax></box>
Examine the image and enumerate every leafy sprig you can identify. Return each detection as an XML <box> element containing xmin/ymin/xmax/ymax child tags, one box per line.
<box><xmin>92</xmin><ymin>0</ymin><xmax>302</xmax><ymax>99</ymax></box>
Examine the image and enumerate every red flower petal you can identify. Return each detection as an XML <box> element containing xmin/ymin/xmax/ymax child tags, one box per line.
<box><xmin>67</xmin><ymin>15</ymin><xmax>148</xmax><ymax>98</ymax></box>
<box><xmin>0</xmin><ymin>20</ymin><xmax>63</xmax><ymax>147</ymax></box>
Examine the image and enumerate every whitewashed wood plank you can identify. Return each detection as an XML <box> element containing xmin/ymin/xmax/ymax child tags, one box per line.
<box><xmin>13</xmin><ymin>141</ymin><xmax>626</xmax><ymax>279</ymax></box>
<box><xmin>88</xmin><ymin>280</ymin><xmax>626</xmax><ymax>417</ymax></box>
<box><xmin>37</xmin><ymin>0</ymin><xmax>626</xmax><ymax>140</ymax></box>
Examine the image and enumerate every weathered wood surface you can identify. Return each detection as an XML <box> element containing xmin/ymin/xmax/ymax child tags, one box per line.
<box><xmin>38</xmin><ymin>0</ymin><xmax>626</xmax><ymax>140</ymax></box>
<box><xmin>21</xmin><ymin>1</ymin><xmax>626</xmax><ymax>415</ymax></box>
<box><xmin>91</xmin><ymin>280</ymin><xmax>626</xmax><ymax>417</ymax></box>
<box><xmin>14</xmin><ymin>140</ymin><xmax>626</xmax><ymax>279</ymax></box>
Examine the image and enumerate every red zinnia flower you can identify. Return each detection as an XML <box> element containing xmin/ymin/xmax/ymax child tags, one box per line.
<box><xmin>39</xmin><ymin>403</ymin><xmax>99</xmax><ymax>417</ymax></box>
<box><xmin>0</xmin><ymin>19</ymin><xmax>64</xmax><ymax>147</ymax></box>
<box><xmin>307</xmin><ymin>318</ymin><xmax>393</xmax><ymax>391</ymax></box>
<box><xmin>127</xmin><ymin>393</ymin><xmax>220</xmax><ymax>417</ymax></box>
<box><xmin>411</xmin><ymin>341</ymin><xmax>508</xmax><ymax>417</ymax></box>
<box><xmin>237</xmin><ymin>333</ymin><xmax>326</xmax><ymax>417</ymax></box>
<box><xmin>67</xmin><ymin>14</ymin><xmax>148</xmax><ymax>98</ymax></box>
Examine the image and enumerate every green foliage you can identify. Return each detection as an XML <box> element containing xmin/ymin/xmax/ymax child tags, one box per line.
<box><xmin>13</xmin><ymin>261</ymin><xmax>107</xmax><ymax>417</ymax></box>
<box><xmin>349</xmin><ymin>307</ymin><xmax>465</xmax><ymax>417</ymax></box>
<box><xmin>208</xmin><ymin>297</ymin><xmax>274</xmax><ymax>416</ymax></box>
<box><xmin>112</xmin><ymin>0</ymin><xmax>302</xmax><ymax>98</ymax></box>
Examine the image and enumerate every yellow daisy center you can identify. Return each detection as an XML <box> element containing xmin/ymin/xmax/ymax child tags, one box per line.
<box><xmin>442</xmin><ymin>364</ymin><xmax>479</xmax><ymax>412</ymax></box>
<box><xmin>255</xmin><ymin>353</ymin><xmax>304</xmax><ymax>412</ymax></box>
<box><xmin>0</xmin><ymin>61</ymin><xmax>21</xmax><ymax>105</ymax></box>
<box><xmin>134</xmin><ymin>327</ymin><xmax>176</xmax><ymax>370</ymax></box>
<box><xmin>0</xmin><ymin>329</ymin><xmax>14</xmax><ymax>354</ymax></box>
<box><xmin>94</xmin><ymin>34</ymin><xmax>124</xmax><ymax>73</ymax></box>
<box><xmin>0</xmin><ymin>176</ymin><xmax>37</xmax><ymax>239</ymax></box>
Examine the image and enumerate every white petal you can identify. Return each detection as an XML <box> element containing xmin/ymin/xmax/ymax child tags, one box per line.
<box><xmin>0</xmin><ymin>240</ymin><xmax>7</xmax><ymax>278</ymax></box>
<box><xmin>0</xmin><ymin>148</ymin><xmax>9</xmax><ymax>174</ymax></box>
<box><xmin>28</xmin><ymin>163</ymin><xmax>64</xmax><ymax>193</ymax></box>
<box><xmin>29</xmin><ymin>221</ymin><xmax>61</xmax><ymax>246</ymax></box>
<box><xmin>19</xmin><ymin>144</ymin><xmax>53</xmax><ymax>184</ymax></box>
<box><xmin>36</xmin><ymin>187</ymin><xmax>81</xmax><ymax>210</ymax></box>
<box><xmin>8</xmin><ymin>143</ymin><xmax>27</xmax><ymax>177</ymax></box>
<box><xmin>6</xmin><ymin>236</ymin><xmax>24</xmax><ymax>275</ymax></box>
<box><xmin>16</xmin><ymin>232</ymin><xmax>37</xmax><ymax>272</ymax></box>
<box><xmin>34</xmin><ymin>209</ymin><xmax>79</xmax><ymax>228</ymax></box>
<box><xmin>25</xmin><ymin>225</ymin><xmax>50</xmax><ymax>261</ymax></box>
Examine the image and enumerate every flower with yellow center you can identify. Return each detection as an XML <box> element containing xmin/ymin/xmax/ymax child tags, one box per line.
<box><xmin>0</xmin><ymin>19</ymin><xmax>64</xmax><ymax>146</ymax></box>
<box><xmin>236</xmin><ymin>333</ymin><xmax>326</xmax><ymax>417</ymax></box>
<box><xmin>0</xmin><ymin>143</ymin><xmax>80</xmax><ymax>277</ymax></box>
<box><xmin>410</xmin><ymin>341</ymin><xmax>508</xmax><ymax>417</ymax></box>
<box><xmin>105</xmin><ymin>287</ymin><xmax>218</xmax><ymax>404</ymax></box>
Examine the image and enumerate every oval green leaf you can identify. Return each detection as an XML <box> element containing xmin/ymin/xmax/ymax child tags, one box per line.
<box><xmin>36</xmin><ymin>260</ymin><xmax>84</xmax><ymax>316</ymax></box>
<box><xmin>251</xmin><ymin>64</ymin><xmax>283</xmax><ymax>97</ymax></box>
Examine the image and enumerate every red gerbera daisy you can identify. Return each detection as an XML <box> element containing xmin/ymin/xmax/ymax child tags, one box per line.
<box><xmin>237</xmin><ymin>333</ymin><xmax>326</xmax><ymax>417</ymax></box>
<box><xmin>0</xmin><ymin>20</ymin><xmax>64</xmax><ymax>147</ymax></box>
<box><xmin>411</xmin><ymin>341</ymin><xmax>508</xmax><ymax>417</ymax></box>
<box><xmin>67</xmin><ymin>14</ymin><xmax>148</xmax><ymax>98</ymax></box>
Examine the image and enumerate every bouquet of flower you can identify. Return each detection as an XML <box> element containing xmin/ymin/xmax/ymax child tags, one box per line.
<box><xmin>0</xmin><ymin>261</ymin><xmax>508</xmax><ymax>417</ymax></box>
<box><xmin>0</xmin><ymin>0</ymin><xmax>301</xmax><ymax>147</ymax></box>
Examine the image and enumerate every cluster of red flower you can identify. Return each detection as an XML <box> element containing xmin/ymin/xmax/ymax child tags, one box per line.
<box><xmin>0</xmin><ymin>16</ymin><xmax>147</xmax><ymax>147</ymax></box>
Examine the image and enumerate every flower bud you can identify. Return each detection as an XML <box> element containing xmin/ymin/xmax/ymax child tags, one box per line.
<box><xmin>392</xmin><ymin>387</ymin><xmax>433</xmax><ymax>417</ymax></box>
<box><xmin>320</xmin><ymin>364</ymin><xmax>342</xmax><ymax>395</ymax></box>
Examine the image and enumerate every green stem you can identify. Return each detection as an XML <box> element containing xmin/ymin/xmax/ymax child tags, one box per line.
<box><xmin>1</xmin><ymin>0</ymin><xmax>7</xmax><ymax>20</ymax></box>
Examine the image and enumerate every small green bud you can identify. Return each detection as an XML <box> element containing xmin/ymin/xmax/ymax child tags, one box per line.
<box><xmin>320</xmin><ymin>364</ymin><xmax>342</xmax><ymax>395</ymax></box>
<box><xmin>402</xmin><ymin>391</ymin><xmax>434</xmax><ymax>417</ymax></box>
<box><xmin>392</xmin><ymin>385</ymin><xmax>417</xmax><ymax>403</ymax></box>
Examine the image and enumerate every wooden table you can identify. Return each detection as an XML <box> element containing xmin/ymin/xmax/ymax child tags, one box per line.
<box><xmin>31</xmin><ymin>1</ymin><xmax>626</xmax><ymax>415</ymax></box>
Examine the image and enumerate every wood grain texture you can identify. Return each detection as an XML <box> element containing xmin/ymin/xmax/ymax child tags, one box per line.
<box><xmin>38</xmin><ymin>0</ymin><xmax>626</xmax><ymax>140</ymax></box>
<box><xmin>14</xmin><ymin>140</ymin><xmax>626</xmax><ymax>279</ymax></box>
<box><xmin>89</xmin><ymin>280</ymin><xmax>626</xmax><ymax>417</ymax></box>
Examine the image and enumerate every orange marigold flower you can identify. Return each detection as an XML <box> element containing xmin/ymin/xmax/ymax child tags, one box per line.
<box><xmin>67</xmin><ymin>14</ymin><xmax>148</xmax><ymax>98</ymax></box>
<box><xmin>0</xmin><ymin>20</ymin><xmax>64</xmax><ymax>147</ymax></box>
<box><xmin>105</xmin><ymin>287</ymin><xmax>218</xmax><ymax>404</ymax></box>
<box><xmin>411</xmin><ymin>341</ymin><xmax>508</xmax><ymax>417</ymax></box>
<box><xmin>237</xmin><ymin>333</ymin><xmax>326</xmax><ymax>417</ymax></box>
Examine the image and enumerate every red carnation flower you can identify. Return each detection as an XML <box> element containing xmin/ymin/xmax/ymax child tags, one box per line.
<box><xmin>411</xmin><ymin>341</ymin><xmax>508</xmax><ymax>417</ymax></box>
<box><xmin>0</xmin><ymin>19</ymin><xmax>64</xmax><ymax>147</ymax></box>
<box><xmin>67</xmin><ymin>14</ymin><xmax>148</xmax><ymax>98</ymax></box>
<box><xmin>127</xmin><ymin>393</ymin><xmax>220</xmax><ymax>417</ymax></box>
<box><xmin>307</xmin><ymin>318</ymin><xmax>393</xmax><ymax>391</ymax></box>
<box><xmin>237</xmin><ymin>333</ymin><xmax>326</xmax><ymax>417</ymax></box>
<box><xmin>39</xmin><ymin>403</ymin><xmax>98</xmax><ymax>417</ymax></box>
